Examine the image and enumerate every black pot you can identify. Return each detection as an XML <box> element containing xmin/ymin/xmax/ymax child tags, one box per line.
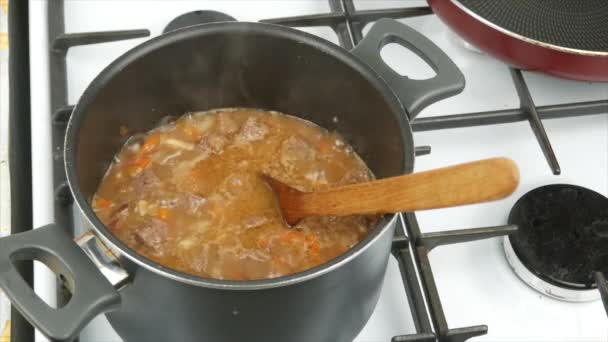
<box><xmin>0</xmin><ymin>19</ymin><xmax>463</xmax><ymax>342</ymax></box>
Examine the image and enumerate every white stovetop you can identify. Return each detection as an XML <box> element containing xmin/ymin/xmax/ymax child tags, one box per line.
<box><xmin>29</xmin><ymin>1</ymin><xmax>608</xmax><ymax>341</ymax></box>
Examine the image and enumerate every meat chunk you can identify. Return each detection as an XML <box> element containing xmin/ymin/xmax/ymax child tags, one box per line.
<box><xmin>133</xmin><ymin>219</ymin><xmax>168</xmax><ymax>255</ymax></box>
<box><xmin>218</xmin><ymin>114</ymin><xmax>239</xmax><ymax>134</ymax></box>
<box><xmin>198</xmin><ymin>133</ymin><xmax>228</xmax><ymax>156</ymax></box>
<box><xmin>208</xmin><ymin>134</ymin><xmax>228</xmax><ymax>152</ymax></box>
<box><xmin>178</xmin><ymin>193</ymin><xmax>207</xmax><ymax>215</ymax></box>
<box><xmin>133</xmin><ymin>169</ymin><xmax>160</xmax><ymax>195</ymax></box>
<box><xmin>339</xmin><ymin>168</ymin><xmax>372</xmax><ymax>185</ymax></box>
<box><xmin>107</xmin><ymin>204</ymin><xmax>129</xmax><ymax>231</ymax></box>
<box><xmin>280</xmin><ymin>136</ymin><xmax>316</xmax><ymax>170</ymax></box>
<box><xmin>235</xmin><ymin>117</ymin><xmax>268</xmax><ymax>144</ymax></box>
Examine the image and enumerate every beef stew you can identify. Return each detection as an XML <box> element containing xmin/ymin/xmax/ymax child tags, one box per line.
<box><xmin>93</xmin><ymin>109</ymin><xmax>378</xmax><ymax>280</ymax></box>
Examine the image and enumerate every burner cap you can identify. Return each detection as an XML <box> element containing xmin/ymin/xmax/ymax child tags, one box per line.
<box><xmin>163</xmin><ymin>10</ymin><xmax>237</xmax><ymax>34</ymax></box>
<box><xmin>506</xmin><ymin>184</ymin><xmax>608</xmax><ymax>301</ymax></box>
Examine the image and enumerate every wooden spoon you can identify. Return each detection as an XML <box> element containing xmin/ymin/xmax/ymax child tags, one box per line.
<box><xmin>263</xmin><ymin>157</ymin><xmax>519</xmax><ymax>225</ymax></box>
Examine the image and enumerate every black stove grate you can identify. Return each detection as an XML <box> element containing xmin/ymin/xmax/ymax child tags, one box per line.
<box><xmin>8</xmin><ymin>1</ymin><xmax>33</xmax><ymax>341</ymax></box>
<box><xmin>263</xmin><ymin>0</ymin><xmax>433</xmax><ymax>50</ymax></box>
<box><xmin>19</xmin><ymin>1</ymin><xmax>605</xmax><ymax>342</ymax></box>
<box><xmin>391</xmin><ymin>215</ymin><xmax>517</xmax><ymax>342</ymax></box>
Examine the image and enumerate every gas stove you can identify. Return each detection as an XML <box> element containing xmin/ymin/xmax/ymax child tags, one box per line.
<box><xmin>24</xmin><ymin>1</ymin><xmax>608</xmax><ymax>341</ymax></box>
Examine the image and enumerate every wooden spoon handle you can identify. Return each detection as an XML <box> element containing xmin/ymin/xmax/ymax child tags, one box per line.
<box><xmin>290</xmin><ymin>157</ymin><xmax>519</xmax><ymax>218</ymax></box>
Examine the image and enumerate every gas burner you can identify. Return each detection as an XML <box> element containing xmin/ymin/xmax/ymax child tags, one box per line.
<box><xmin>163</xmin><ymin>10</ymin><xmax>236</xmax><ymax>33</ymax></box>
<box><xmin>504</xmin><ymin>184</ymin><xmax>608</xmax><ymax>301</ymax></box>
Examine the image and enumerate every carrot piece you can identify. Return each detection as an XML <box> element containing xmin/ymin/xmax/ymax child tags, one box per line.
<box><xmin>134</xmin><ymin>156</ymin><xmax>151</xmax><ymax>169</ymax></box>
<box><xmin>127</xmin><ymin>165</ymin><xmax>142</xmax><ymax>177</ymax></box>
<box><xmin>281</xmin><ymin>230</ymin><xmax>301</xmax><ymax>244</ymax></box>
<box><xmin>257</xmin><ymin>238</ymin><xmax>269</xmax><ymax>249</ymax></box>
<box><xmin>127</xmin><ymin>158</ymin><xmax>150</xmax><ymax>177</ymax></box>
<box><xmin>141</xmin><ymin>133</ymin><xmax>161</xmax><ymax>153</ymax></box>
<box><xmin>128</xmin><ymin>154</ymin><xmax>150</xmax><ymax>170</ymax></box>
<box><xmin>127</xmin><ymin>156</ymin><xmax>149</xmax><ymax>177</ymax></box>
<box><xmin>306</xmin><ymin>233</ymin><xmax>320</xmax><ymax>255</ymax></box>
<box><xmin>314</xmin><ymin>138</ymin><xmax>334</xmax><ymax>154</ymax></box>
<box><xmin>157</xmin><ymin>208</ymin><xmax>170</xmax><ymax>220</ymax></box>
<box><xmin>181</xmin><ymin>124</ymin><xmax>196</xmax><ymax>137</ymax></box>
<box><xmin>93</xmin><ymin>197</ymin><xmax>113</xmax><ymax>210</ymax></box>
<box><xmin>274</xmin><ymin>256</ymin><xmax>289</xmax><ymax>268</ymax></box>
<box><xmin>175</xmin><ymin>120</ymin><xmax>200</xmax><ymax>139</ymax></box>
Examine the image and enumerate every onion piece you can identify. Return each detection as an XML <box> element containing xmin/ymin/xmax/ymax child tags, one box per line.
<box><xmin>161</xmin><ymin>138</ymin><xmax>195</xmax><ymax>151</ymax></box>
<box><xmin>160</xmin><ymin>151</ymin><xmax>183</xmax><ymax>165</ymax></box>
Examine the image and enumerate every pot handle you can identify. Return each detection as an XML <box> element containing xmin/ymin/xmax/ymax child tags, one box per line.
<box><xmin>0</xmin><ymin>224</ymin><xmax>121</xmax><ymax>341</ymax></box>
<box><xmin>351</xmin><ymin>18</ymin><xmax>465</xmax><ymax>118</ymax></box>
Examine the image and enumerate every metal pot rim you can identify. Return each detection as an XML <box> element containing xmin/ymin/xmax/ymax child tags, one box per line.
<box><xmin>64</xmin><ymin>21</ymin><xmax>414</xmax><ymax>290</ymax></box>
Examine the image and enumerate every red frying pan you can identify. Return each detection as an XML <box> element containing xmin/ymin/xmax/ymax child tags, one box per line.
<box><xmin>428</xmin><ymin>0</ymin><xmax>608</xmax><ymax>82</ymax></box>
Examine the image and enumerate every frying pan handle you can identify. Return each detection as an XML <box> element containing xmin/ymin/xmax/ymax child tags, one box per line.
<box><xmin>351</xmin><ymin>18</ymin><xmax>465</xmax><ymax>118</ymax></box>
<box><xmin>0</xmin><ymin>224</ymin><xmax>121</xmax><ymax>341</ymax></box>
